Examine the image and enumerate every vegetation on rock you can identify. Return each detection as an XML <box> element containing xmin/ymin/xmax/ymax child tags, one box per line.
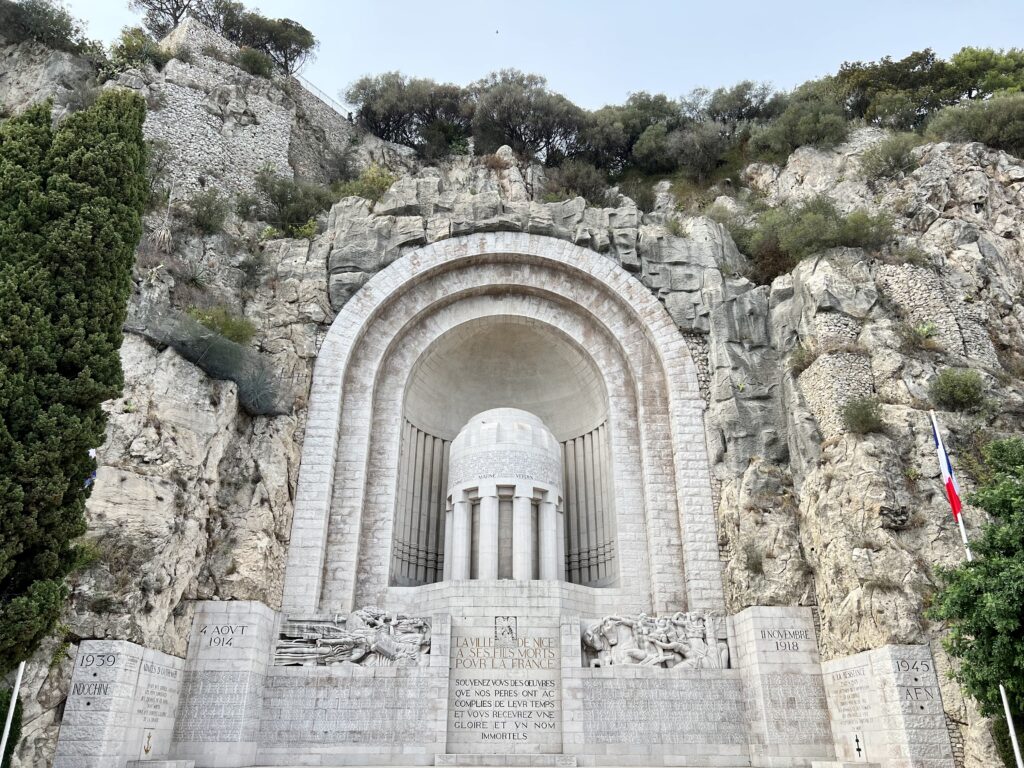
<box><xmin>255</xmin><ymin>168</ymin><xmax>334</xmax><ymax>234</ymax></box>
<box><xmin>930</xmin><ymin>368</ymin><xmax>986</xmax><ymax>411</ymax></box>
<box><xmin>930</xmin><ymin>438</ymin><xmax>1024</xmax><ymax>759</ymax></box>
<box><xmin>0</xmin><ymin>91</ymin><xmax>147</xmax><ymax>673</ymax></box>
<box><xmin>108</xmin><ymin>25</ymin><xmax>173</xmax><ymax>72</ymax></box>
<box><xmin>0</xmin><ymin>0</ymin><xmax>103</xmax><ymax>57</ymax></box>
<box><xmin>187</xmin><ymin>306</ymin><xmax>256</xmax><ymax>344</ymax></box>
<box><xmin>859</xmin><ymin>132</ymin><xmax>924</xmax><ymax>180</ymax></box>
<box><xmin>712</xmin><ymin>196</ymin><xmax>893</xmax><ymax>284</ymax></box>
<box><xmin>927</xmin><ymin>93</ymin><xmax>1024</xmax><ymax>158</ymax></box>
<box><xmin>233</xmin><ymin>45</ymin><xmax>273</xmax><ymax>78</ymax></box>
<box><xmin>333</xmin><ymin>165</ymin><xmax>397</xmax><ymax>204</ymax></box>
<box><xmin>346</xmin><ymin>46</ymin><xmax>1024</xmax><ymax>211</ymax></box>
<box><xmin>842</xmin><ymin>397</ymin><xmax>885</xmax><ymax>434</ymax></box>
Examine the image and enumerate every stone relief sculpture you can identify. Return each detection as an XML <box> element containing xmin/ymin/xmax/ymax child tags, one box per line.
<box><xmin>582</xmin><ymin>611</ymin><xmax>730</xmax><ymax>669</ymax></box>
<box><xmin>274</xmin><ymin>606</ymin><xmax>431</xmax><ymax>666</ymax></box>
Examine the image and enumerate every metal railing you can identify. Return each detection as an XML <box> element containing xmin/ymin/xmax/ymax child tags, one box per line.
<box><xmin>293</xmin><ymin>73</ymin><xmax>354</xmax><ymax>120</ymax></box>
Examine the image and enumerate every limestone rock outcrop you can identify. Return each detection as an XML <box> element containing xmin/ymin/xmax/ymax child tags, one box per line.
<box><xmin>3</xmin><ymin>28</ymin><xmax>1022</xmax><ymax>765</ymax></box>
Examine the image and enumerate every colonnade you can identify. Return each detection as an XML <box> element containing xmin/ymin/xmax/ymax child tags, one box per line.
<box><xmin>443</xmin><ymin>485</ymin><xmax>565</xmax><ymax>581</ymax></box>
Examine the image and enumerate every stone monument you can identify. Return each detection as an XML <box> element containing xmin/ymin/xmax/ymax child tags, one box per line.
<box><xmin>53</xmin><ymin>233</ymin><xmax>956</xmax><ymax>767</ymax></box>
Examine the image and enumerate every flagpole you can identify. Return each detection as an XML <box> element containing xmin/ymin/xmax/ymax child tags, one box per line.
<box><xmin>0</xmin><ymin>660</ymin><xmax>24</xmax><ymax>761</ymax></box>
<box><xmin>930</xmin><ymin>411</ymin><xmax>1023</xmax><ymax>768</ymax></box>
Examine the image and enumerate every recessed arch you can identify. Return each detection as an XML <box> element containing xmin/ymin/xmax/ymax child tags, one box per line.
<box><xmin>281</xmin><ymin>232</ymin><xmax>724</xmax><ymax>617</ymax></box>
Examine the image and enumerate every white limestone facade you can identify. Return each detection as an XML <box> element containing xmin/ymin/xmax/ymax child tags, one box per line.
<box><xmin>52</xmin><ymin>233</ymin><xmax>957</xmax><ymax>768</ymax></box>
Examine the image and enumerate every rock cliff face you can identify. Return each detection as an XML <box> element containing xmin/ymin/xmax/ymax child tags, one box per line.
<box><xmin>3</xmin><ymin>28</ymin><xmax>1021</xmax><ymax>768</ymax></box>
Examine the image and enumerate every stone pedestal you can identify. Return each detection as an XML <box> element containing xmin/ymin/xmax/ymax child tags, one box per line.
<box><xmin>733</xmin><ymin>606</ymin><xmax>835</xmax><ymax>767</ymax></box>
<box><xmin>822</xmin><ymin>645</ymin><xmax>955</xmax><ymax>768</ymax></box>
<box><xmin>54</xmin><ymin>640</ymin><xmax>185</xmax><ymax>768</ymax></box>
<box><xmin>170</xmin><ymin>601</ymin><xmax>276</xmax><ymax>768</ymax></box>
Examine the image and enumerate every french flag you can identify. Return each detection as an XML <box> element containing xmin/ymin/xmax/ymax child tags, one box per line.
<box><xmin>929</xmin><ymin>411</ymin><xmax>963</xmax><ymax>521</ymax></box>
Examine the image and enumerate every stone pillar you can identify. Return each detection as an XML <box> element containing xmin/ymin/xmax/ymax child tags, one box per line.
<box><xmin>170</xmin><ymin>601</ymin><xmax>276</xmax><ymax>767</ymax></box>
<box><xmin>556</xmin><ymin>508</ymin><xmax>566</xmax><ymax>581</ymax></box>
<box><xmin>450</xmin><ymin>494</ymin><xmax>471</xmax><ymax>580</ymax></box>
<box><xmin>539</xmin><ymin>496</ymin><xmax>558</xmax><ymax>580</ymax></box>
<box><xmin>478</xmin><ymin>491</ymin><xmax>500</xmax><ymax>579</ymax></box>
<box><xmin>442</xmin><ymin>502</ymin><xmax>453</xmax><ymax>580</ymax></box>
<box><xmin>512</xmin><ymin>490</ymin><xmax>534</xmax><ymax>579</ymax></box>
<box><xmin>733</xmin><ymin>606</ymin><xmax>835</xmax><ymax>766</ymax></box>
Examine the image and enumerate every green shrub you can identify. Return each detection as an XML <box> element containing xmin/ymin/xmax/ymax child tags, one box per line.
<box><xmin>187</xmin><ymin>306</ymin><xmax>256</xmax><ymax>345</ymax></box>
<box><xmin>543</xmin><ymin>160</ymin><xmax>608</xmax><ymax>206</ymax></box>
<box><xmin>234</xmin><ymin>46</ymin><xmax>274</xmax><ymax>78</ymax></box>
<box><xmin>620</xmin><ymin>178</ymin><xmax>656</xmax><ymax>213</ymax></box>
<box><xmin>256</xmin><ymin>169</ymin><xmax>335</xmax><ymax>234</ymax></box>
<box><xmin>898</xmin><ymin>321</ymin><xmax>942</xmax><ymax>352</ymax></box>
<box><xmin>333</xmin><ymin>164</ymin><xmax>396</xmax><ymax>203</ymax></box>
<box><xmin>749</xmin><ymin>91</ymin><xmax>850</xmax><ymax>162</ymax></box>
<box><xmin>930</xmin><ymin>368</ymin><xmax>985</xmax><ymax>411</ymax></box>
<box><xmin>927</xmin><ymin>92</ymin><xmax>1024</xmax><ymax>157</ymax></box>
<box><xmin>843</xmin><ymin>397</ymin><xmax>885</xmax><ymax>434</ymax></box>
<box><xmin>145</xmin><ymin>138</ymin><xmax>173</xmax><ymax>210</ymax></box>
<box><xmin>185</xmin><ymin>188</ymin><xmax>230</xmax><ymax>235</ymax></box>
<box><xmin>724</xmin><ymin>196</ymin><xmax>893</xmax><ymax>284</ymax></box>
<box><xmin>788</xmin><ymin>343</ymin><xmax>819</xmax><ymax>374</ymax></box>
<box><xmin>928</xmin><ymin>438</ymin><xmax>1024</xmax><ymax>745</ymax></box>
<box><xmin>291</xmin><ymin>218</ymin><xmax>317</xmax><ymax>239</ymax></box>
<box><xmin>0</xmin><ymin>0</ymin><xmax>102</xmax><ymax>56</ymax></box>
<box><xmin>860</xmin><ymin>133</ymin><xmax>924</xmax><ymax>180</ymax></box>
<box><xmin>109</xmin><ymin>26</ymin><xmax>171</xmax><ymax>72</ymax></box>
<box><xmin>235</xmin><ymin>192</ymin><xmax>260</xmax><ymax>220</ymax></box>
<box><xmin>0</xmin><ymin>685</ymin><xmax>22</xmax><ymax>767</ymax></box>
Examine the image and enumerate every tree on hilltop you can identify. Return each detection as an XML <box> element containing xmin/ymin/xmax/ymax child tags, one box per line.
<box><xmin>130</xmin><ymin>0</ymin><xmax>194</xmax><ymax>37</ymax></box>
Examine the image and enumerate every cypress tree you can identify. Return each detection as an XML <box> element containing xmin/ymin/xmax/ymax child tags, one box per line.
<box><xmin>0</xmin><ymin>90</ymin><xmax>147</xmax><ymax>673</ymax></box>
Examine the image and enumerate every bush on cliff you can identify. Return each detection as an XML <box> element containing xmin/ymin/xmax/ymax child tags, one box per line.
<box><xmin>255</xmin><ymin>168</ymin><xmax>334</xmax><ymax>235</ymax></box>
<box><xmin>0</xmin><ymin>91</ymin><xmax>147</xmax><ymax>673</ymax></box>
<box><xmin>234</xmin><ymin>46</ymin><xmax>273</xmax><ymax>78</ymax></box>
<box><xmin>0</xmin><ymin>0</ymin><xmax>103</xmax><ymax>57</ymax></box>
<box><xmin>720</xmin><ymin>196</ymin><xmax>893</xmax><ymax>284</ymax></box>
<box><xmin>108</xmin><ymin>25</ymin><xmax>172</xmax><ymax>72</ymax></box>
<box><xmin>930</xmin><ymin>438</ymin><xmax>1024</xmax><ymax>765</ymax></box>
<box><xmin>930</xmin><ymin>368</ymin><xmax>985</xmax><ymax>411</ymax></box>
<box><xmin>748</xmin><ymin>84</ymin><xmax>850</xmax><ymax>161</ymax></box>
<box><xmin>927</xmin><ymin>93</ymin><xmax>1024</xmax><ymax>158</ymax></box>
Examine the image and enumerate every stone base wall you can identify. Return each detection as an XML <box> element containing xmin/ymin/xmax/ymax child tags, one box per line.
<box><xmin>52</xmin><ymin>601</ymin><xmax>956</xmax><ymax>768</ymax></box>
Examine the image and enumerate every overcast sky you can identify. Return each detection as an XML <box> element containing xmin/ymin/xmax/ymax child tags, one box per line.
<box><xmin>67</xmin><ymin>0</ymin><xmax>1024</xmax><ymax>111</ymax></box>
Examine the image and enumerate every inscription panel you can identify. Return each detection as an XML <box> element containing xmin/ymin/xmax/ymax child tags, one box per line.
<box><xmin>580</xmin><ymin>676</ymin><xmax>747</xmax><ymax>745</ymax></box>
<box><xmin>448</xmin><ymin>617</ymin><xmax>561</xmax><ymax>753</ymax></box>
<box><xmin>261</xmin><ymin>671</ymin><xmax>434</xmax><ymax>745</ymax></box>
<box><xmin>172</xmin><ymin>670</ymin><xmax>264</xmax><ymax>743</ymax></box>
<box><xmin>761</xmin><ymin>672</ymin><xmax>833</xmax><ymax>745</ymax></box>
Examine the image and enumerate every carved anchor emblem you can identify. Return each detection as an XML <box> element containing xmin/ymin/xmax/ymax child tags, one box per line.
<box><xmin>854</xmin><ymin>734</ymin><xmax>863</xmax><ymax>758</ymax></box>
<box><xmin>143</xmin><ymin>733</ymin><xmax>152</xmax><ymax>755</ymax></box>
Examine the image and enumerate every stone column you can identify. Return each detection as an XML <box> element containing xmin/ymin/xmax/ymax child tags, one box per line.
<box><xmin>442</xmin><ymin>502</ymin><xmax>453</xmax><ymax>581</ymax></box>
<box><xmin>556</xmin><ymin>508</ymin><xmax>566</xmax><ymax>581</ymax></box>
<box><xmin>450</xmin><ymin>493</ymin><xmax>471</xmax><ymax>580</ymax></box>
<box><xmin>478</xmin><ymin>490</ymin><xmax>500</xmax><ymax>579</ymax></box>
<box><xmin>538</xmin><ymin>496</ymin><xmax>558</xmax><ymax>580</ymax></box>
<box><xmin>512</xmin><ymin>490</ymin><xmax>534</xmax><ymax>580</ymax></box>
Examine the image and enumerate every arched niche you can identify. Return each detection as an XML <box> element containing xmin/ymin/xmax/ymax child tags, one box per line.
<box><xmin>391</xmin><ymin>314</ymin><xmax>618</xmax><ymax>589</ymax></box>
<box><xmin>281</xmin><ymin>232</ymin><xmax>724</xmax><ymax>618</ymax></box>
